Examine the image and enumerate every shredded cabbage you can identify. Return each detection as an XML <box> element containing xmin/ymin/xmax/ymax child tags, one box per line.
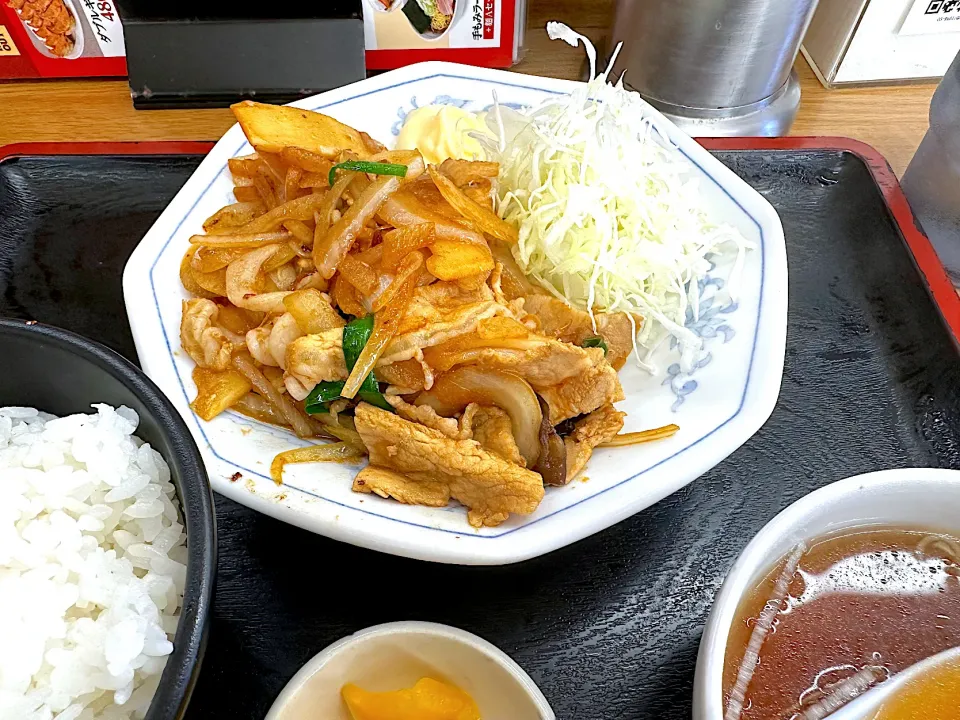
<box><xmin>415</xmin><ymin>0</ymin><xmax>438</xmax><ymax>16</ymax></box>
<box><xmin>483</xmin><ymin>23</ymin><xmax>751</xmax><ymax>370</ymax></box>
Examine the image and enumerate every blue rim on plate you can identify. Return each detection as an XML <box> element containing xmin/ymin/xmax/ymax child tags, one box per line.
<box><xmin>124</xmin><ymin>62</ymin><xmax>786</xmax><ymax>564</ymax></box>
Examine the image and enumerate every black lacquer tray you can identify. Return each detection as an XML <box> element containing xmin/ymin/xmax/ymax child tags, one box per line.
<box><xmin>2</xmin><ymin>139</ymin><xmax>959</xmax><ymax>720</ymax></box>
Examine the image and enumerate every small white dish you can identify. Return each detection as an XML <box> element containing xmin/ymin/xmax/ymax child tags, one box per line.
<box><xmin>265</xmin><ymin>621</ymin><xmax>555</xmax><ymax>720</ymax></box>
<box><xmin>693</xmin><ymin>468</ymin><xmax>960</xmax><ymax>720</ymax></box>
<box><xmin>825</xmin><ymin>645</ymin><xmax>960</xmax><ymax>720</ymax></box>
<box><xmin>123</xmin><ymin>61</ymin><xmax>787</xmax><ymax>565</ymax></box>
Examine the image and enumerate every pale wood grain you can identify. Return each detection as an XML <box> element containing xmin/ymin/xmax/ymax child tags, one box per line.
<box><xmin>0</xmin><ymin>0</ymin><xmax>938</xmax><ymax>175</ymax></box>
<box><xmin>791</xmin><ymin>59</ymin><xmax>935</xmax><ymax>176</ymax></box>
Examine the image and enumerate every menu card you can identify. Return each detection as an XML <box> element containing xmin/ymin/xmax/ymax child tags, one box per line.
<box><xmin>0</xmin><ymin>0</ymin><xmax>126</xmax><ymax>78</ymax></box>
<box><xmin>364</xmin><ymin>0</ymin><xmax>520</xmax><ymax>69</ymax></box>
<box><xmin>0</xmin><ymin>0</ymin><xmax>521</xmax><ymax>81</ymax></box>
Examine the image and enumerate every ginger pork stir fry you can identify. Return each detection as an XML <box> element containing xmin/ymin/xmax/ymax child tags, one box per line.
<box><xmin>179</xmin><ymin>100</ymin><xmax>677</xmax><ymax>527</ymax></box>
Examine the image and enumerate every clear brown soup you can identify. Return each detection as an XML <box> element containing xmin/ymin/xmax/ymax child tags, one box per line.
<box><xmin>722</xmin><ymin>528</ymin><xmax>960</xmax><ymax>720</ymax></box>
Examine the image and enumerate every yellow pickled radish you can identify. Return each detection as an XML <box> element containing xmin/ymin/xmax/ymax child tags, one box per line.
<box><xmin>341</xmin><ymin>677</ymin><xmax>481</xmax><ymax>720</ymax></box>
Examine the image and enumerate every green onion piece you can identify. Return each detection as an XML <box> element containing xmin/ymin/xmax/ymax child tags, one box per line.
<box><xmin>582</xmin><ymin>335</ymin><xmax>609</xmax><ymax>355</ymax></box>
<box><xmin>304</xmin><ymin>381</ymin><xmax>345</xmax><ymax>415</ymax></box>
<box><xmin>328</xmin><ymin>161</ymin><xmax>408</xmax><ymax>188</ymax></box>
<box><xmin>342</xmin><ymin>314</ymin><xmax>374</xmax><ymax>369</ymax></box>
<box><xmin>305</xmin><ymin>315</ymin><xmax>393</xmax><ymax>414</ymax></box>
<box><xmin>358</xmin><ymin>389</ymin><xmax>394</xmax><ymax>411</ymax></box>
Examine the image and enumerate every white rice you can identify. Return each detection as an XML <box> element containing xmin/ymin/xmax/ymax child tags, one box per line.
<box><xmin>0</xmin><ymin>405</ymin><xmax>186</xmax><ymax>720</ymax></box>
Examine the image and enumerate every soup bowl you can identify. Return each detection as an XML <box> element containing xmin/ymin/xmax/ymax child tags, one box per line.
<box><xmin>693</xmin><ymin>468</ymin><xmax>960</xmax><ymax>720</ymax></box>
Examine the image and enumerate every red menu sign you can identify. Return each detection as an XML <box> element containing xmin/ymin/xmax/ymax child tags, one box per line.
<box><xmin>1</xmin><ymin>0</ymin><xmax>521</xmax><ymax>80</ymax></box>
<box><xmin>0</xmin><ymin>0</ymin><xmax>126</xmax><ymax>78</ymax></box>
<box><xmin>363</xmin><ymin>0</ymin><xmax>518</xmax><ymax>70</ymax></box>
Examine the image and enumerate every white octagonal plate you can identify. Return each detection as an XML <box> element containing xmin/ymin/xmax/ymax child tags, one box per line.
<box><xmin>123</xmin><ymin>61</ymin><xmax>787</xmax><ymax>565</ymax></box>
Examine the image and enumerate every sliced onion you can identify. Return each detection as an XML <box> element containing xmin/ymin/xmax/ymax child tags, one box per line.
<box><xmin>202</xmin><ymin>201</ymin><xmax>265</xmax><ymax>234</ymax></box>
<box><xmin>224</xmin><ymin>192</ymin><xmax>328</xmax><ymax>235</ymax></box>
<box><xmin>341</xmin><ymin>263</ymin><xmax>418</xmax><ymax>399</ymax></box>
<box><xmin>232</xmin><ymin>353</ymin><xmax>313</xmax><ymax>438</ymax></box>
<box><xmin>262</xmin><ymin>244</ymin><xmax>299</xmax><ymax>272</ymax></box>
<box><xmin>371</xmin><ymin>250</ymin><xmax>423</xmax><ymax>313</ymax></box>
<box><xmin>233</xmin><ymin>392</ymin><xmax>288</xmax><ymax>426</ymax></box>
<box><xmin>267</xmin><ymin>263</ymin><xmax>298</xmax><ymax>291</ymax></box>
<box><xmin>225</xmin><ymin>245</ymin><xmax>292</xmax><ymax>313</ymax></box>
<box><xmin>490</xmin><ymin>240</ymin><xmax>536</xmax><ymax>299</ymax></box>
<box><xmin>799</xmin><ymin>667</ymin><xmax>885</xmax><ymax>720</ymax></box>
<box><xmin>192</xmin><ymin>246</ymin><xmax>247</xmax><ymax>273</ymax></box>
<box><xmin>314</xmin><ymin>175</ymin><xmax>401</xmax><ymax>279</ymax></box>
<box><xmin>600</xmin><ymin>424</ymin><xmax>679</xmax><ymax>447</ymax></box>
<box><xmin>190</xmin><ymin>231</ymin><xmax>292</xmax><ymax>248</ymax></box>
<box><xmin>231</xmin><ymin>393</ymin><xmax>361</xmax><ymax>448</ymax></box>
<box><xmin>308</xmin><ymin>414</ymin><xmax>366</xmax><ymax>453</ymax></box>
<box><xmin>270</xmin><ymin>443</ymin><xmax>363</xmax><ymax>484</ymax></box>
<box><xmin>378</xmin><ymin>192</ymin><xmax>487</xmax><ymax>247</ymax></box>
<box><xmin>367</xmin><ymin>149</ymin><xmax>426</xmax><ymax>184</ymax></box>
<box><xmin>417</xmin><ymin>367</ymin><xmax>542</xmax><ymax>467</ymax></box>
<box><xmin>725</xmin><ymin>543</ymin><xmax>807</xmax><ymax>720</ymax></box>
<box><xmin>227</xmin><ymin>153</ymin><xmax>260</xmax><ymax>179</ymax></box>
<box><xmin>294</xmin><ymin>272</ymin><xmax>328</xmax><ymax>291</ymax></box>
<box><xmin>314</xmin><ymin>171</ymin><xmax>354</xmax><ymax>238</ymax></box>
<box><xmin>428</xmin><ymin>165</ymin><xmax>518</xmax><ymax>244</ymax></box>
<box><xmin>422</xmin><ymin>335</ymin><xmax>538</xmax><ymax>373</ymax></box>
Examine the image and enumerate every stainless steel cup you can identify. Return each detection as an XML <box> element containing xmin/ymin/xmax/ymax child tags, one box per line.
<box><xmin>610</xmin><ymin>0</ymin><xmax>820</xmax><ymax>136</ymax></box>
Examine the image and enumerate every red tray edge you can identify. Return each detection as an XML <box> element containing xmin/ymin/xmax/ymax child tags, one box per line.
<box><xmin>4</xmin><ymin>137</ymin><xmax>957</xmax><ymax>347</ymax></box>
<box><xmin>0</xmin><ymin>141</ymin><xmax>217</xmax><ymax>159</ymax></box>
<box><xmin>700</xmin><ymin>136</ymin><xmax>960</xmax><ymax>349</ymax></box>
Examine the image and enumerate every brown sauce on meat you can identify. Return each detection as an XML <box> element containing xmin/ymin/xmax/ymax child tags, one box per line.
<box><xmin>722</xmin><ymin>528</ymin><xmax>960</xmax><ymax>720</ymax></box>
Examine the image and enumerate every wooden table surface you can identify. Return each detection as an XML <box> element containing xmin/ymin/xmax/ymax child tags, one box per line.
<box><xmin>0</xmin><ymin>1</ymin><xmax>938</xmax><ymax>176</ymax></box>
